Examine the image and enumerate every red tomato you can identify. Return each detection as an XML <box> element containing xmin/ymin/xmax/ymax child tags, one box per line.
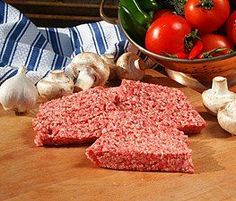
<box><xmin>145</xmin><ymin>15</ymin><xmax>192</xmax><ymax>55</ymax></box>
<box><xmin>201</xmin><ymin>34</ymin><xmax>233</xmax><ymax>56</ymax></box>
<box><xmin>184</xmin><ymin>0</ymin><xmax>230</xmax><ymax>33</ymax></box>
<box><xmin>175</xmin><ymin>52</ymin><xmax>189</xmax><ymax>59</ymax></box>
<box><xmin>153</xmin><ymin>9</ymin><xmax>173</xmax><ymax>21</ymax></box>
<box><xmin>226</xmin><ymin>11</ymin><xmax>236</xmax><ymax>45</ymax></box>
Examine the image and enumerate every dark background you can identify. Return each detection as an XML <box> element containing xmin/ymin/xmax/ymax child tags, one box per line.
<box><xmin>5</xmin><ymin>0</ymin><xmax>118</xmax><ymax>27</ymax></box>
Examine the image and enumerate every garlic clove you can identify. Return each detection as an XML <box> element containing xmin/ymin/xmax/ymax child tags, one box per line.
<box><xmin>37</xmin><ymin>70</ymin><xmax>74</xmax><ymax>101</ymax></box>
<box><xmin>0</xmin><ymin>66</ymin><xmax>38</xmax><ymax>115</ymax></box>
<box><xmin>217</xmin><ymin>100</ymin><xmax>236</xmax><ymax>135</ymax></box>
<box><xmin>202</xmin><ymin>76</ymin><xmax>236</xmax><ymax>115</ymax></box>
<box><xmin>116</xmin><ymin>52</ymin><xmax>145</xmax><ymax>81</ymax></box>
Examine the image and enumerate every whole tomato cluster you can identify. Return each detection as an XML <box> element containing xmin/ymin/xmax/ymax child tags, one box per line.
<box><xmin>145</xmin><ymin>0</ymin><xmax>236</xmax><ymax>59</ymax></box>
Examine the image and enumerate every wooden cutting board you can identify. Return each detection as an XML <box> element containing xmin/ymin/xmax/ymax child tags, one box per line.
<box><xmin>1</xmin><ymin>70</ymin><xmax>236</xmax><ymax>201</ymax></box>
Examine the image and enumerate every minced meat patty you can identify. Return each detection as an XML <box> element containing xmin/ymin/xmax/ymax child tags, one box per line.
<box><xmin>33</xmin><ymin>80</ymin><xmax>206</xmax><ymax>173</ymax></box>
<box><xmin>86</xmin><ymin>112</ymin><xmax>194</xmax><ymax>173</ymax></box>
<box><xmin>33</xmin><ymin>80</ymin><xmax>206</xmax><ymax>146</ymax></box>
<box><xmin>33</xmin><ymin>87</ymin><xmax>119</xmax><ymax>146</ymax></box>
<box><xmin>118</xmin><ymin>80</ymin><xmax>206</xmax><ymax>134</ymax></box>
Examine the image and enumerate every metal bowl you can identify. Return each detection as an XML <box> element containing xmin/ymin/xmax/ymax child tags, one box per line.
<box><xmin>100</xmin><ymin>0</ymin><xmax>236</xmax><ymax>91</ymax></box>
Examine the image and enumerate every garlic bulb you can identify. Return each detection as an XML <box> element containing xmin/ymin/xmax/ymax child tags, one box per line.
<box><xmin>0</xmin><ymin>66</ymin><xmax>38</xmax><ymax>114</ymax></box>
<box><xmin>37</xmin><ymin>70</ymin><xmax>74</xmax><ymax>100</ymax></box>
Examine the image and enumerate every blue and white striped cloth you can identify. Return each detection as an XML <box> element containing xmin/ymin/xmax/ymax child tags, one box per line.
<box><xmin>0</xmin><ymin>0</ymin><xmax>160</xmax><ymax>85</ymax></box>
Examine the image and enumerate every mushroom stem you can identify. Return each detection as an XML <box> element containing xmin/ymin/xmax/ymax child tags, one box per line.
<box><xmin>134</xmin><ymin>59</ymin><xmax>141</xmax><ymax>70</ymax></box>
<box><xmin>212</xmin><ymin>77</ymin><xmax>229</xmax><ymax>95</ymax></box>
<box><xmin>68</xmin><ymin>52</ymin><xmax>110</xmax><ymax>90</ymax></box>
<box><xmin>75</xmin><ymin>69</ymin><xmax>95</xmax><ymax>91</ymax></box>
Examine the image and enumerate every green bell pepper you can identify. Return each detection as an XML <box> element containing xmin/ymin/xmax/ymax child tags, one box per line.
<box><xmin>119</xmin><ymin>0</ymin><xmax>160</xmax><ymax>43</ymax></box>
<box><xmin>120</xmin><ymin>0</ymin><xmax>151</xmax><ymax>29</ymax></box>
<box><xmin>138</xmin><ymin>0</ymin><xmax>159</xmax><ymax>11</ymax></box>
<box><xmin>119</xmin><ymin>5</ymin><xmax>146</xmax><ymax>44</ymax></box>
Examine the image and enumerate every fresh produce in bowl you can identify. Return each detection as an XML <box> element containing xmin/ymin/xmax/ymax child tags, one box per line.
<box><xmin>101</xmin><ymin>0</ymin><xmax>236</xmax><ymax>86</ymax></box>
<box><xmin>143</xmin><ymin>0</ymin><xmax>234</xmax><ymax>59</ymax></box>
<box><xmin>118</xmin><ymin>0</ymin><xmax>236</xmax><ymax>60</ymax></box>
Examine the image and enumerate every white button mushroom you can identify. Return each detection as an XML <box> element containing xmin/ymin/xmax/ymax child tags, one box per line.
<box><xmin>100</xmin><ymin>54</ymin><xmax>117</xmax><ymax>80</ymax></box>
<box><xmin>37</xmin><ymin>70</ymin><xmax>74</xmax><ymax>101</ymax></box>
<box><xmin>218</xmin><ymin>100</ymin><xmax>236</xmax><ymax>135</ymax></box>
<box><xmin>116</xmin><ymin>52</ymin><xmax>146</xmax><ymax>81</ymax></box>
<box><xmin>68</xmin><ymin>52</ymin><xmax>110</xmax><ymax>91</ymax></box>
<box><xmin>202</xmin><ymin>76</ymin><xmax>236</xmax><ymax>115</ymax></box>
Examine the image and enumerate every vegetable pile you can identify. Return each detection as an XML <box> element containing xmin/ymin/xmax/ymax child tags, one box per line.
<box><xmin>119</xmin><ymin>0</ymin><xmax>236</xmax><ymax>59</ymax></box>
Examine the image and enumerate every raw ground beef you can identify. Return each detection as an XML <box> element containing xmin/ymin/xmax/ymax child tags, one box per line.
<box><xmin>86</xmin><ymin>112</ymin><xmax>194</xmax><ymax>173</ymax></box>
<box><xmin>118</xmin><ymin>80</ymin><xmax>206</xmax><ymax>134</ymax></box>
<box><xmin>33</xmin><ymin>87</ymin><xmax>119</xmax><ymax>146</ymax></box>
<box><xmin>33</xmin><ymin>80</ymin><xmax>206</xmax><ymax>147</ymax></box>
<box><xmin>33</xmin><ymin>80</ymin><xmax>206</xmax><ymax>173</ymax></box>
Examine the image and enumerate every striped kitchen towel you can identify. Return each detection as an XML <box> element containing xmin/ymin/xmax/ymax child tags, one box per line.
<box><xmin>0</xmin><ymin>0</ymin><xmax>160</xmax><ymax>85</ymax></box>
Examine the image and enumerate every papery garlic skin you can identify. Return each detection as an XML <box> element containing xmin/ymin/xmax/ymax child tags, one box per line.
<box><xmin>0</xmin><ymin>66</ymin><xmax>38</xmax><ymax>114</ymax></box>
<box><xmin>37</xmin><ymin>70</ymin><xmax>74</xmax><ymax>100</ymax></box>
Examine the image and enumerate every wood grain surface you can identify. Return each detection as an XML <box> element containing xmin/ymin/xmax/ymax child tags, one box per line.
<box><xmin>5</xmin><ymin>0</ymin><xmax>118</xmax><ymax>27</ymax></box>
<box><xmin>1</xmin><ymin>71</ymin><xmax>236</xmax><ymax>201</ymax></box>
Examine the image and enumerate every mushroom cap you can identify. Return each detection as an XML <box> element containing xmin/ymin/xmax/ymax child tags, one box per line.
<box><xmin>46</xmin><ymin>70</ymin><xmax>72</xmax><ymax>83</ymax></box>
<box><xmin>202</xmin><ymin>90</ymin><xmax>236</xmax><ymax>115</ymax></box>
<box><xmin>116</xmin><ymin>52</ymin><xmax>145</xmax><ymax>81</ymax></box>
<box><xmin>100</xmin><ymin>54</ymin><xmax>117</xmax><ymax>80</ymax></box>
<box><xmin>100</xmin><ymin>54</ymin><xmax>115</xmax><ymax>67</ymax></box>
<box><xmin>70</xmin><ymin>52</ymin><xmax>110</xmax><ymax>87</ymax></box>
<box><xmin>202</xmin><ymin>76</ymin><xmax>236</xmax><ymax>115</ymax></box>
<box><xmin>37</xmin><ymin>70</ymin><xmax>74</xmax><ymax>100</ymax></box>
<box><xmin>217</xmin><ymin>100</ymin><xmax>236</xmax><ymax>135</ymax></box>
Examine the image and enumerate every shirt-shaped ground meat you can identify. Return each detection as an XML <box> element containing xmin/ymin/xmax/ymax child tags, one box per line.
<box><xmin>33</xmin><ymin>80</ymin><xmax>206</xmax><ymax>147</ymax></box>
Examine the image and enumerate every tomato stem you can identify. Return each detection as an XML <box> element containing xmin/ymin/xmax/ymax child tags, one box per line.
<box><xmin>184</xmin><ymin>29</ymin><xmax>200</xmax><ymax>53</ymax></box>
<box><xmin>199</xmin><ymin>48</ymin><xmax>232</xmax><ymax>58</ymax></box>
<box><xmin>197</xmin><ymin>0</ymin><xmax>214</xmax><ymax>10</ymax></box>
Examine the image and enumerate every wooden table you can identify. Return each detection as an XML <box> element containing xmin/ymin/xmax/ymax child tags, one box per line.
<box><xmin>1</xmin><ymin>71</ymin><xmax>236</xmax><ymax>201</ymax></box>
<box><xmin>5</xmin><ymin>0</ymin><xmax>117</xmax><ymax>27</ymax></box>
